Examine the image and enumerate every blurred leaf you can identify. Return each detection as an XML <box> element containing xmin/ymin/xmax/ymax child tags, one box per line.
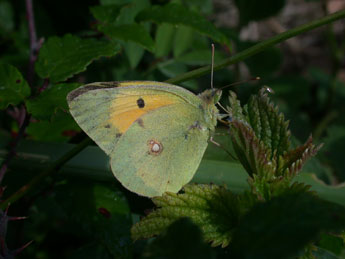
<box><xmin>90</xmin><ymin>4</ymin><xmax>125</xmax><ymax>23</ymax></box>
<box><xmin>26</xmin><ymin>83</ymin><xmax>81</xmax><ymax>120</ymax></box>
<box><xmin>157</xmin><ymin>60</ymin><xmax>188</xmax><ymax>78</ymax></box>
<box><xmin>321</xmin><ymin>126</ymin><xmax>345</xmax><ymax>181</ymax></box>
<box><xmin>0</xmin><ymin>0</ymin><xmax>14</xmax><ymax>32</ymax></box>
<box><xmin>234</xmin><ymin>0</ymin><xmax>286</xmax><ymax>25</ymax></box>
<box><xmin>0</xmin><ymin>63</ymin><xmax>31</xmax><ymax>109</ymax></box>
<box><xmin>176</xmin><ymin>49</ymin><xmax>225</xmax><ymax>66</ymax></box>
<box><xmin>143</xmin><ymin>218</ymin><xmax>215</xmax><ymax>259</ymax></box>
<box><xmin>230</xmin><ymin>192</ymin><xmax>345</xmax><ymax>259</ymax></box>
<box><xmin>239</xmin><ymin>41</ymin><xmax>282</xmax><ymax>77</ymax></box>
<box><xmin>132</xmin><ymin>184</ymin><xmax>245</xmax><ymax>247</ymax></box>
<box><xmin>124</xmin><ymin>42</ymin><xmax>145</xmax><ymax>69</ymax></box>
<box><xmin>155</xmin><ymin>23</ymin><xmax>175</xmax><ymax>58</ymax></box>
<box><xmin>26</xmin><ymin>110</ymin><xmax>79</xmax><ymax>142</ymax></box>
<box><xmin>317</xmin><ymin>234</ymin><xmax>344</xmax><ymax>256</ymax></box>
<box><xmin>173</xmin><ymin>25</ymin><xmax>194</xmax><ymax>57</ymax></box>
<box><xmin>136</xmin><ymin>3</ymin><xmax>229</xmax><ymax>46</ymax></box>
<box><xmin>99</xmin><ymin>23</ymin><xmax>154</xmax><ymax>52</ymax></box>
<box><xmin>35</xmin><ymin>34</ymin><xmax>120</xmax><ymax>82</ymax></box>
<box><xmin>100</xmin><ymin>0</ymin><xmax>132</xmax><ymax>5</ymax></box>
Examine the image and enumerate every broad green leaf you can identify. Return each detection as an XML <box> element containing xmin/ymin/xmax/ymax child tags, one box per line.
<box><xmin>35</xmin><ymin>34</ymin><xmax>120</xmax><ymax>82</ymax></box>
<box><xmin>98</xmin><ymin>23</ymin><xmax>154</xmax><ymax>52</ymax></box>
<box><xmin>230</xmin><ymin>192</ymin><xmax>345</xmax><ymax>259</ymax></box>
<box><xmin>155</xmin><ymin>23</ymin><xmax>175</xmax><ymax>58</ymax></box>
<box><xmin>132</xmin><ymin>184</ymin><xmax>246</xmax><ymax>247</ymax></box>
<box><xmin>124</xmin><ymin>42</ymin><xmax>145</xmax><ymax>69</ymax></box>
<box><xmin>26</xmin><ymin>110</ymin><xmax>80</xmax><ymax>142</ymax></box>
<box><xmin>234</xmin><ymin>0</ymin><xmax>286</xmax><ymax>25</ymax></box>
<box><xmin>136</xmin><ymin>3</ymin><xmax>229</xmax><ymax>46</ymax></box>
<box><xmin>317</xmin><ymin>234</ymin><xmax>345</xmax><ymax>257</ymax></box>
<box><xmin>143</xmin><ymin>218</ymin><xmax>215</xmax><ymax>258</ymax></box>
<box><xmin>0</xmin><ymin>64</ymin><xmax>30</xmax><ymax>109</ymax></box>
<box><xmin>26</xmin><ymin>83</ymin><xmax>81</xmax><ymax>120</ymax></box>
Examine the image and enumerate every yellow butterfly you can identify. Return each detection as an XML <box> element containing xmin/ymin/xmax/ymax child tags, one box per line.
<box><xmin>67</xmin><ymin>81</ymin><xmax>221</xmax><ymax>197</ymax></box>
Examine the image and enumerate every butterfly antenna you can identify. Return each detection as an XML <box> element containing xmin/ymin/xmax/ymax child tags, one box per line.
<box><xmin>211</xmin><ymin>43</ymin><xmax>215</xmax><ymax>89</ymax></box>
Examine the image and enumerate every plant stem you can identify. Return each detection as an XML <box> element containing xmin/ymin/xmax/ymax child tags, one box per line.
<box><xmin>0</xmin><ymin>138</ymin><xmax>92</xmax><ymax>209</ymax></box>
<box><xmin>166</xmin><ymin>9</ymin><xmax>345</xmax><ymax>85</ymax></box>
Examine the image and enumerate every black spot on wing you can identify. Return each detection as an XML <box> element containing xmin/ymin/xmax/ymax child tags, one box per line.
<box><xmin>137</xmin><ymin>98</ymin><xmax>145</xmax><ymax>108</ymax></box>
<box><xmin>104</xmin><ymin>124</ymin><xmax>111</xmax><ymax>128</ymax></box>
<box><xmin>67</xmin><ymin>82</ymin><xmax>120</xmax><ymax>102</ymax></box>
<box><xmin>116</xmin><ymin>133</ymin><xmax>122</xmax><ymax>138</ymax></box>
<box><xmin>137</xmin><ymin>118</ymin><xmax>145</xmax><ymax>128</ymax></box>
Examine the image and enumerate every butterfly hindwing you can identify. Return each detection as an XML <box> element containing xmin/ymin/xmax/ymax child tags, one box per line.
<box><xmin>110</xmin><ymin>103</ymin><xmax>210</xmax><ymax>197</ymax></box>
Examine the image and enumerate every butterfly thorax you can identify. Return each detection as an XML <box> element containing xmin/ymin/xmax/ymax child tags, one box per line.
<box><xmin>198</xmin><ymin>89</ymin><xmax>222</xmax><ymax>131</ymax></box>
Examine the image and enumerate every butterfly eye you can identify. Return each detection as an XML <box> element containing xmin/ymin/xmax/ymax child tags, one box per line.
<box><xmin>147</xmin><ymin>139</ymin><xmax>163</xmax><ymax>155</ymax></box>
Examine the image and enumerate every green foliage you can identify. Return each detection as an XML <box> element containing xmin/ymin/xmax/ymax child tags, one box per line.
<box><xmin>35</xmin><ymin>34</ymin><xmax>121</xmax><ymax>82</ymax></box>
<box><xmin>1</xmin><ymin>0</ymin><xmax>345</xmax><ymax>257</ymax></box>
<box><xmin>0</xmin><ymin>64</ymin><xmax>31</xmax><ymax>109</ymax></box>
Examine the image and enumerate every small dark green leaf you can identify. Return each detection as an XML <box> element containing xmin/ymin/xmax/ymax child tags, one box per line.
<box><xmin>35</xmin><ymin>34</ymin><xmax>120</xmax><ymax>82</ymax></box>
<box><xmin>176</xmin><ymin>49</ymin><xmax>225</xmax><ymax>66</ymax></box>
<box><xmin>26</xmin><ymin>83</ymin><xmax>81</xmax><ymax>120</ymax></box>
<box><xmin>0</xmin><ymin>64</ymin><xmax>30</xmax><ymax>109</ymax></box>
<box><xmin>155</xmin><ymin>23</ymin><xmax>175</xmax><ymax>58</ymax></box>
<box><xmin>143</xmin><ymin>218</ymin><xmax>215</xmax><ymax>259</ymax></box>
<box><xmin>136</xmin><ymin>3</ymin><xmax>229</xmax><ymax>46</ymax></box>
<box><xmin>99</xmin><ymin>23</ymin><xmax>154</xmax><ymax>52</ymax></box>
<box><xmin>132</xmin><ymin>184</ymin><xmax>242</xmax><ymax>247</ymax></box>
<box><xmin>0</xmin><ymin>0</ymin><xmax>14</xmax><ymax>32</ymax></box>
<box><xmin>230</xmin><ymin>192</ymin><xmax>345</xmax><ymax>259</ymax></box>
<box><xmin>173</xmin><ymin>26</ymin><xmax>194</xmax><ymax>57</ymax></box>
<box><xmin>90</xmin><ymin>4</ymin><xmax>125</xmax><ymax>23</ymax></box>
<box><xmin>234</xmin><ymin>0</ymin><xmax>285</xmax><ymax>25</ymax></box>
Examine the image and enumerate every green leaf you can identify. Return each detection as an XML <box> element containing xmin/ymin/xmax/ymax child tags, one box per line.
<box><xmin>234</xmin><ymin>0</ymin><xmax>286</xmax><ymax>25</ymax></box>
<box><xmin>173</xmin><ymin>25</ymin><xmax>194</xmax><ymax>57</ymax></box>
<box><xmin>26</xmin><ymin>83</ymin><xmax>81</xmax><ymax>120</ymax></box>
<box><xmin>124</xmin><ymin>42</ymin><xmax>145</xmax><ymax>69</ymax></box>
<box><xmin>0</xmin><ymin>0</ymin><xmax>14</xmax><ymax>32</ymax></box>
<box><xmin>176</xmin><ymin>49</ymin><xmax>225</xmax><ymax>66</ymax></box>
<box><xmin>90</xmin><ymin>4</ymin><xmax>125</xmax><ymax>24</ymax></box>
<box><xmin>143</xmin><ymin>218</ymin><xmax>215</xmax><ymax>259</ymax></box>
<box><xmin>132</xmin><ymin>184</ymin><xmax>244</xmax><ymax>247</ymax></box>
<box><xmin>35</xmin><ymin>34</ymin><xmax>120</xmax><ymax>82</ymax></box>
<box><xmin>0</xmin><ymin>63</ymin><xmax>31</xmax><ymax>109</ymax></box>
<box><xmin>136</xmin><ymin>3</ymin><xmax>229</xmax><ymax>46</ymax></box>
<box><xmin>155</xmin><ymin>23</ymin><xmax>175</xmax><ymax>58</ymax></box>
<box><xmin>98</xmin><ymin>23</ymin><xmax>154</xmax><ymax>52</ymax></box>
<box><xmin>230</xmin><ymin>192</ymin><xmax>345</xmax><ymax>259</ymax></box>
<box><xmin>26</xmin><ymin>110</ymin><xmax>80</xmax><ymax>142</ymax></box>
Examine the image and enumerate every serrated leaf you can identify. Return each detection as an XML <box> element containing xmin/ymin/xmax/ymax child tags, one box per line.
<box><xmin>230</xmin><ymin>192</ymin><xmax>345</xmax><ymax>259</ymax></box>
<box><xmin>26</xmin><ymin>83</ymin><xmax>81</xmax><ymax>120</ymax></box>
<box><xmin>234</xmin><ymin>0</ymin><xmax>285</xmax><ymax>25</ymax></box>
<box><xmin>282</xmin><ymin>136</ymin><xmax>322</xmax><ymax>177</ymax></box>
<box><xmin>173</xmin><ymin>25</ymin><xmax>194</xmax><ymax>57</ymax></box>
<box><xmin>131</xmin><ymin>184</ymin><xmax>242</xmax><ymax>247</ymax></box>
<box><xmin>35</xmin><ymin>34</ymin><xmax>120</xmax><ymax>82</ymax></box>
<box><xmin>0</xmin><ymin>64</ymin><xmax>31</xmax><ymax>109</ymax></box>
<box><xmin>99</xmin><ymin>23</ymin><xmax>154</xmax><ymax>52</ymax></box>
<box><xmin>136</xmin><ymin>3</ymin><xmax>229</xmax><ymax>46</ymax></box>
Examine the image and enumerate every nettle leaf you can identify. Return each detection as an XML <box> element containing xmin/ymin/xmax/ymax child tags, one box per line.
<box><xmin>99</xmin><ymin>23</ymin><xmax>154</xmax><ymax>52</ymax></box>
<box><xmin>35</xmin><ymin>34</ymin><xmax>120</xmax><ymax>83</ymax></box>
<box><xmin>136</xmin><ymin>3</ymin><xmax>229</xmax><ymax>46</ymax></box>
<box><xmin>230</xmin><ymin>191</ymin><xmax>345</xmax><ymax>259</ymax></box>
<box><xmin>227</xmin><ymin>89</ymin><xmax>321</xmax><ymax>198</ymax></box>
<box><xmin>26</xmin><ymin>83</ymin><xmax>81</xmax><ymax>120</ymax></box>
<box><xmin>0</xmin><ymin>64</ymin><xmax>31</xmax><ymax>109</ymax></box>
<box><xmin>132</xmin><ymin>184</ymin><xmax>245</xmax><ymax>247</ymax></box>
